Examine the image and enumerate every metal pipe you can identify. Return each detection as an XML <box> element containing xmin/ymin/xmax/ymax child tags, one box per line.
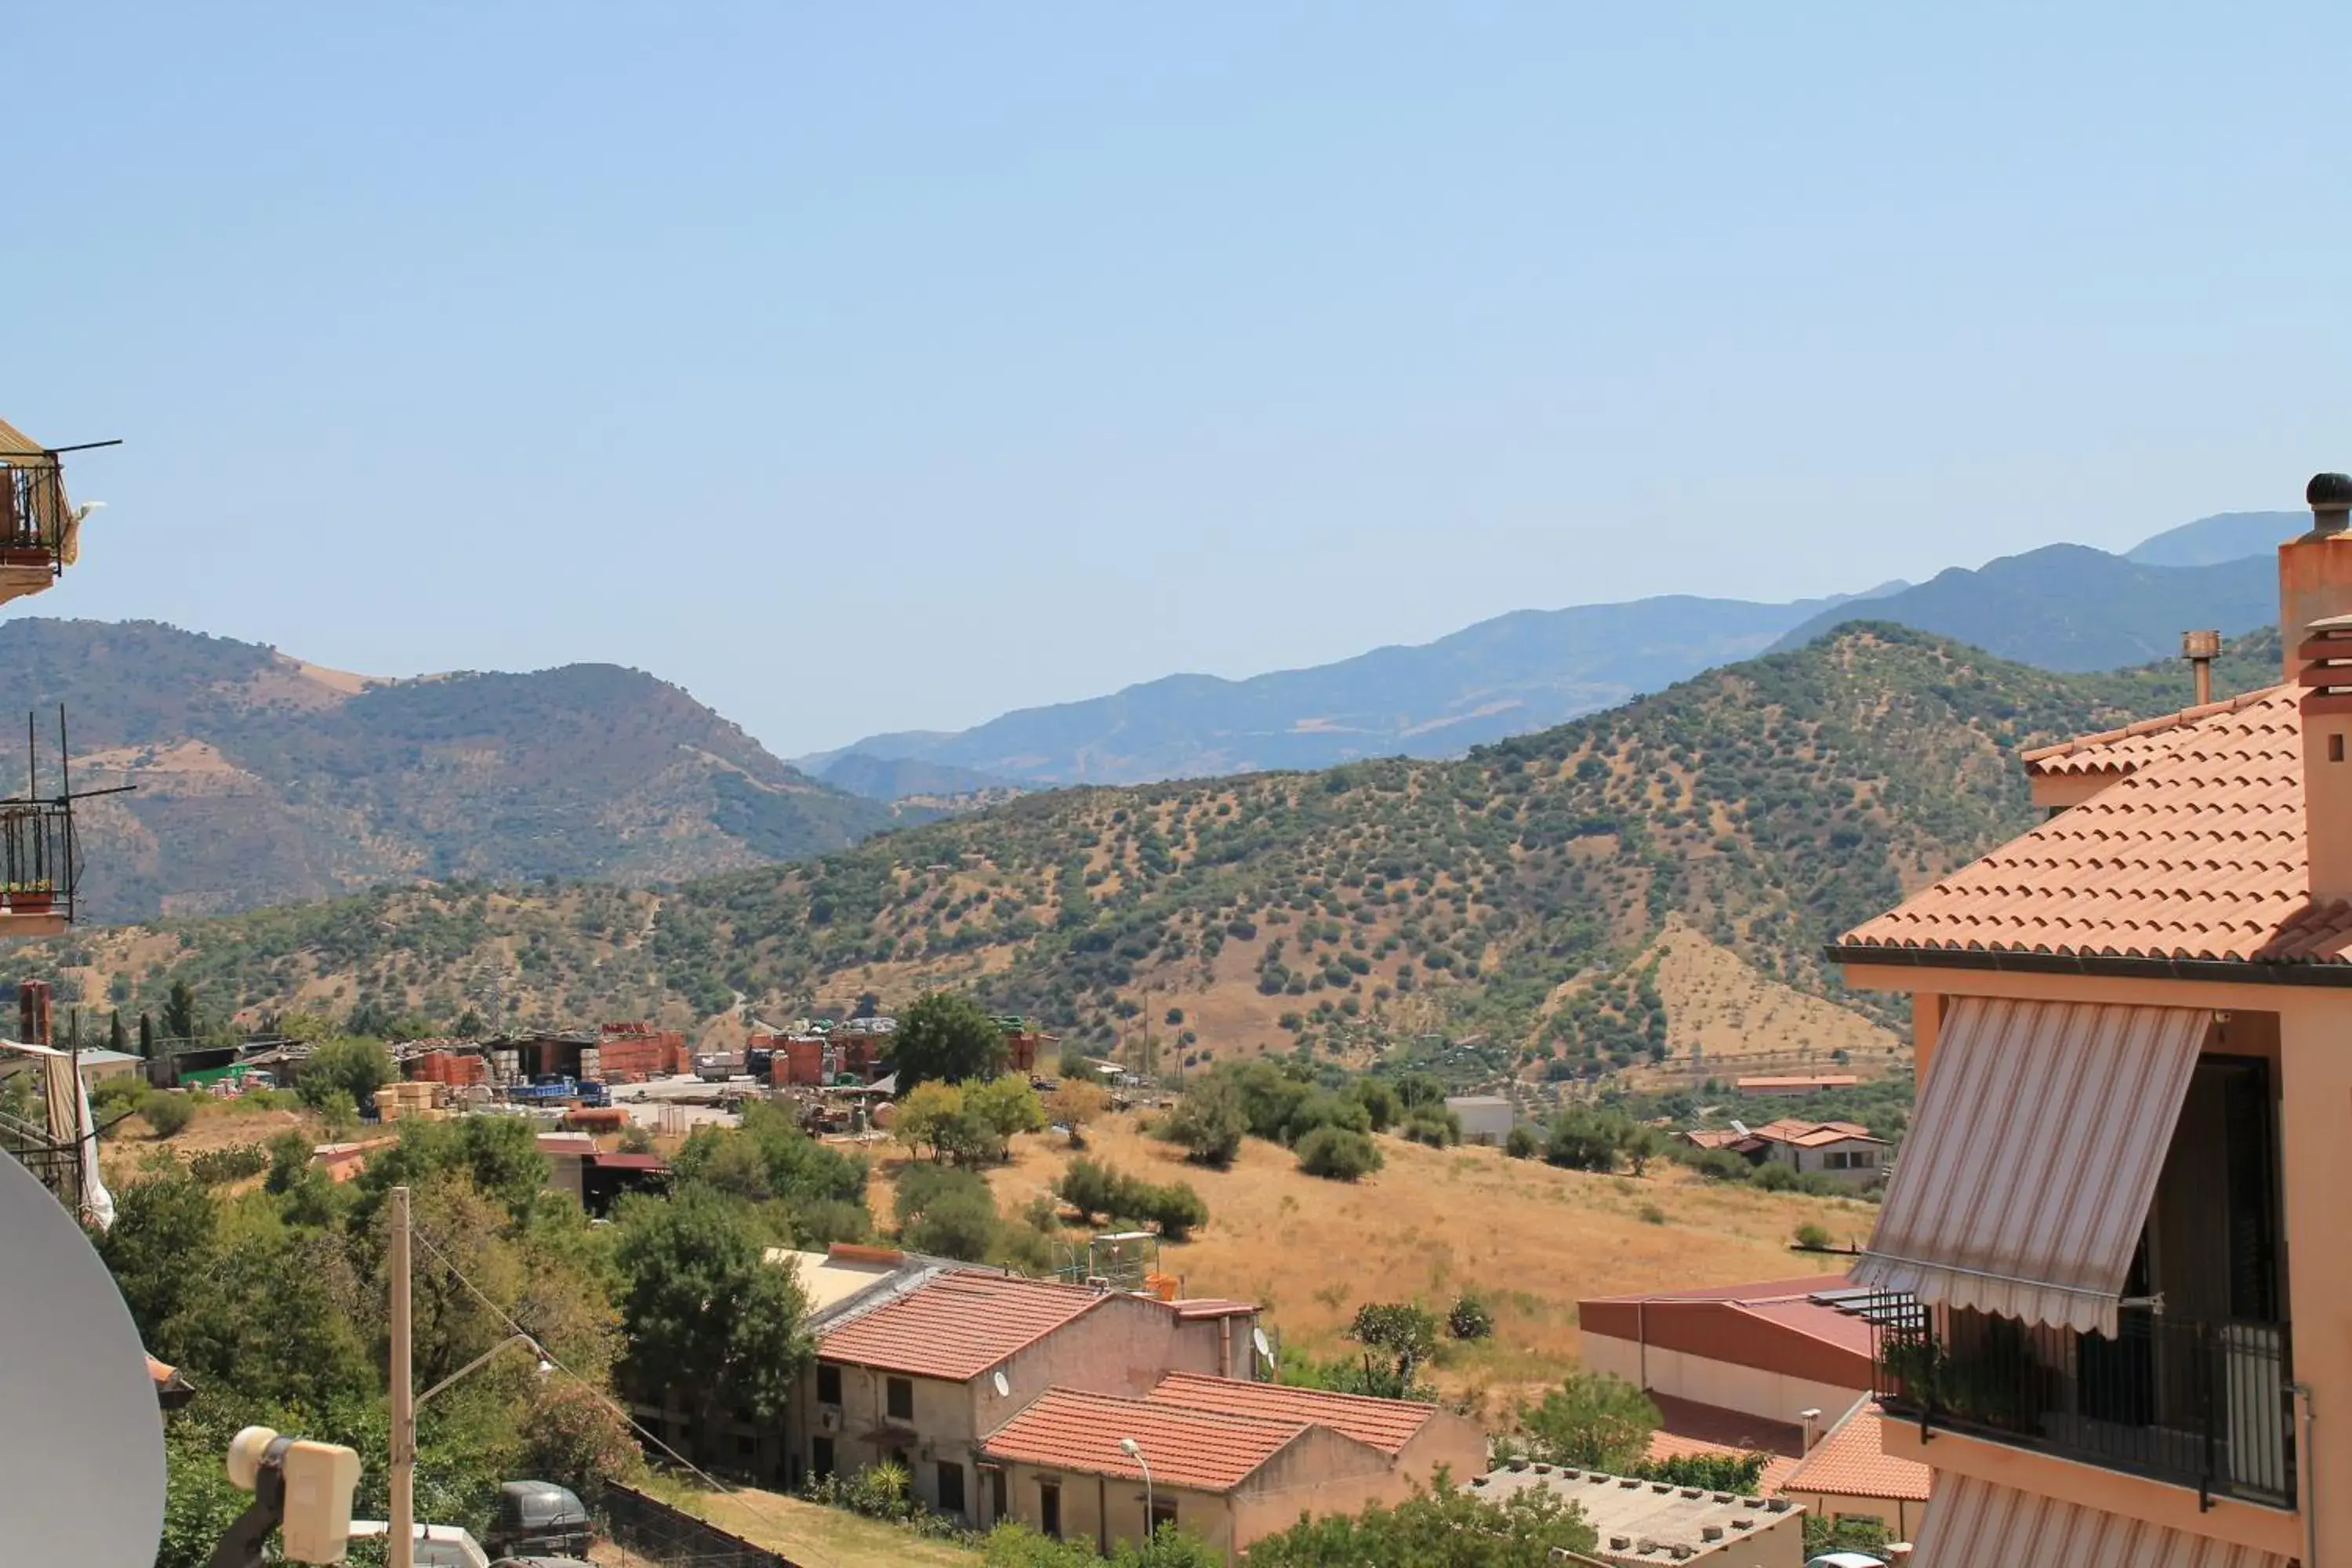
<box><xmin>2292</xmin><ymin>1381</ymin><xmax>2317</xmax><ymax>1568</ymax></box>
<box><xmin>390</xmin><ymin>1187</ymin><xmax>413</xmax><ymax>1568</ymax></box>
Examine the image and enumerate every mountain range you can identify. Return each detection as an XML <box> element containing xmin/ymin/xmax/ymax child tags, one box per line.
<box><xmin>805</xmin><ymin>511</ymin><xmax>2303</xmax><ymax>794</ymax></box>
<box><xmin>28</xmin><ymin>622</ymin><xmax>2282</xmax><ymax>1055</ymax></box>
<box><xmin>0</xmin><ymin>619</ymin><xmax>914</xmax><ymax>923</ymax></box>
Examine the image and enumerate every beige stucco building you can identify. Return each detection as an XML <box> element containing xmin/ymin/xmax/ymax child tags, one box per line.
<box><xmin>1827</xmin><ymin>475</ymin><xmax>2352</xmax><ymax>1565</ymax></box>
<box><xmin>786</xmin><ymin>1267</ymin><xmax>1263</xmax><ymax>1519</ymax></box>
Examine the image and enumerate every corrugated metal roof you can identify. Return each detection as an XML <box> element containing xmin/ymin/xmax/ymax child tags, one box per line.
<box><xmin>1146</xmin><ymin>1372</ymin><xmax>1432</xmax><ymax>1455</ymax></box>
<box><xmin>981</xmin><ymin>1388</ymin><xmax>1315</xmax><ymax>1492</ymax></box>
<box><xmin>1912</xmin><ymin>1472</ymin><xmax>2289</xmax><ymax>1567</ymax></box>
<box><xmin>1777</xmin><ymin>1400</ymin><xmax>1929</xmax><ymax>1503</ymax></box>
<box><xmin>817</xmin><ymin>1271</ymin><xmax>1110</xmax><ymax>1381</ymax></box>
<box><xmin>1851</xmin><ymin>997</ymin><xmax>2207</xmax><ymax>1336</ymax></box>
<box><xmin>1841</xmin><ymin>684</ymin><xmax>2352</xmax><ymax>964</ymax></box>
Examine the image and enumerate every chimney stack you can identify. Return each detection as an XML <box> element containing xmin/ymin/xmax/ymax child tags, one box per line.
<box><xmin>2181</xmin><ymin>629</ymin><xmax>2220</xmax><ymax>706</ymax></box>
<box><xmin>2281</xmin><ymin>473</ymin><xmax>2352</xmax><ymax>677</ymax></box>
<box><xmin>2290</xmin><ymin>474</ymin><xmax>2352</xmax><ymax>905</ymax></box>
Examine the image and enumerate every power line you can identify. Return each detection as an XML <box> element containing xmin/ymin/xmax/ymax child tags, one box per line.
<box><xmin>407</xmin><ymin>1222</ymin><xmax>843</xmax><ymax>1568</ymax></box>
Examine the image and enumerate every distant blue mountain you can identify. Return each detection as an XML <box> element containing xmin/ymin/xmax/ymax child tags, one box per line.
<box><xmin>1768</xmin><ymin>544</ymin><xmax>2276</xmax><ymax>671</ymax></box>
<box><xmin>2125</xmin><ymin>510</ymin><xmax>2304</xmax><ymax>568</ymax></box>
<box><xmin>815</xmin><ymin>509</ymin><xmax>2292</xmax><ymax>793</ymax></box>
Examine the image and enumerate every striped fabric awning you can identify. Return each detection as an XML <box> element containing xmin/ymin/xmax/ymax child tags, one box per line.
<box><xmin>1851</xmin><ymin>996</ymin><xmax>2208</xmax><ymax>1338</ymax></box>
<box><xmin>1912</xmin><ymin>1472</ymin><xmax>2292</xmax><ymax>1567</ymax></box>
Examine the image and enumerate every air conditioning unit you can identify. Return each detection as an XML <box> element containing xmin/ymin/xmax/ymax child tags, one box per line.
<box><xmin>818</xmin><ymin>1409</ymin><xmax>840</xmax><ymax>1432</ymax></box>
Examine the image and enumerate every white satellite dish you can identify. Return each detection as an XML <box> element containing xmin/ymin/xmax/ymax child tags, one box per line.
<box><xmin>1252</xmin><ymin>1327</ymin><xmax>1273</xmax><ymax>1361</ymax></box>
<box><xmin>993</xmin><ymin>1370</ymin><xmax>1011</xmax><ymax>1398</ymax></box>
<box><xmin>0</xmin><ymin>1154</ymin><xmax>166</xmax><ymax>1566</ymax></box>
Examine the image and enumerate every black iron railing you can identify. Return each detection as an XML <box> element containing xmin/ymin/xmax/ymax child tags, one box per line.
<box><xmin>0</xmin><ymin>463</ymin><xmax>67</xmax><ymax>566</ymax></box>
<box><xmin>0</xmin><ymin>799</ymin><xmax>76</xmax><ymax>922</ymax></box>
<box><xmin>1875</xmin><ymin>1307</ymin><xmax>2296</xmax><ymax>1509</ymax></box>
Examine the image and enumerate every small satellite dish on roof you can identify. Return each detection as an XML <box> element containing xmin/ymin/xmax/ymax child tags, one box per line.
<box><xmin>0</xmin><ymin>1154</ymin><xmax>166</xmax><ymax>1566</ymax></box>
<box><xmin>993</xmin><ymin>1370</ymin><xmax>1011</xmax><ymax>1398</ymax></box>
<box><xmin>1252</xmin><ymin>1327</ymin><xmax>1273</xmax><ymax>1361</ymax></box>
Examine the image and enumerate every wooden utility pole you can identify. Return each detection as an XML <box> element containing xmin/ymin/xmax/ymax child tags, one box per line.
<box><xmin>389</xmin><ymin>1184</ymin><xmax>414</xmax><ymax>1568</ymax></box>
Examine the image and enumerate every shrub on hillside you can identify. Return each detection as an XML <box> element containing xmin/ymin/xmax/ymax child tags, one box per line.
<box><xmin>187</xmin><ymin>1142</ymin><xmax>268</xmax><ymax>1185</ymax></box>
<box><xmin>1399</xmin><ymin>1107</ymin><xmax>1459</xmax><ymax>1147</ymax></box>
<box><xmin>1446</xmin><ymin>1293</ymin><xmax>1494</xmax><ymax>1341</ymax></box>
<box><xmin>142</xmin><ymin>1091</ymin><xmax>196</xmax><ymax>1138</ymax></box>
<box><xmin>1504</xmin><ymin>1123</ymin><xmax>1538</xmax><ymax>1160</ymax></box>
<box><xmin>1296</xmin><ymin>1126</ymin><xmax>1382</xmax><ymax>1181</ymax></box>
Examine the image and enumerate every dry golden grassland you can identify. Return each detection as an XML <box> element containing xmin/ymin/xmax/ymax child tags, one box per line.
<box><xmin>953</xmin><ymin>1112</ymin><xmax>1872</xmax><ymax>1425</ymax></box>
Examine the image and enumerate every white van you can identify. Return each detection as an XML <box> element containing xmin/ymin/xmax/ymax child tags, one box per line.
<box><xmin>346</xmin><ymin>1519</ymin><xmax>492</xmax><ymax>1568</ymax></box>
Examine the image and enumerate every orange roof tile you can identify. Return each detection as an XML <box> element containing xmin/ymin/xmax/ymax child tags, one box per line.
<box><xmin>818</xmin><ymin>1272</ymin><xmax>1110</xmax><ymax>1381</ymax></box>
<box><xmin>1842</xmin><ymin>684</ymin><xmax>2352</xmax><ymax>964</ymax></box>
<box><xmin>982</xmin><ymin>1388</ymin><xmax>1320</xmax><ymax>1492</ymax></box>
<box><xmin>1146</xmin><ymin>1372</ymin><xmax>1433</xmax><ymax>1455</ymax></box>
<box><xmin>1779</xmin><ymin>1402</ymin><xmax>1933</xmax><ymax>1503</ymax></box>
<box><xmin>2019</xmin><ymin>688</ymin><xmax>2279</xmax><ymax>776</ymax></box>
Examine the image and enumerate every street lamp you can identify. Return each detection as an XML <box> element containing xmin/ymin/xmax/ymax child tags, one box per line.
<box><xmin>389</xmin><ymin>1185</ymin><xmax>552</xmax><ymax>1568</ymax></box>
<box><xmin>1119</xmin><ymin>1436</ymin><xmax>1153</xmax><ymax>1539</ymax></box>
<box><xmin>418</xmin><ymin>1332</ymin><xmax>552</xmax><ymax>1410</ymax></box>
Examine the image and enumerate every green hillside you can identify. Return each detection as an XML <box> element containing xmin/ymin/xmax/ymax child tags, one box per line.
<box><xmin>33</xmin><ymin>624</ymin><xmax>2280</xmax><ymax>1062</ymax></box>
<box><xmin>0</xmin><ymin>619</ymin><xmax>909</xmax><ymax>920</ymax></box>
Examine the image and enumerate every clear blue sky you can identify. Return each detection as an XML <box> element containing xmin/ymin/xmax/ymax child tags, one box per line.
<box><xmin>12</xmin><ymin>4</ymin><xmax>2349</xmax><ymax>755</ymax></box>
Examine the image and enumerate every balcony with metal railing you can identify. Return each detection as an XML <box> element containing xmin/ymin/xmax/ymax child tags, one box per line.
<box><xmin>0</xmin><ymin>797</ymin><xmax>75</xmax><ymax>936</ymax></box>
<box><xmin>1874</xmin><ymin>1305</ymin><xmax>2296</xmax><ymax>1511</ymax></box>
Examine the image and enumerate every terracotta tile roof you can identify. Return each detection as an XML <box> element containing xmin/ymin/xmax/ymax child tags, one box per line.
<box><xmin>1842</xmin><ymin>684</ymin><xmax>2352</xmax><ymax>964</ymax></box>
<box><xmin>1146</xmin><ymin>1371</ymin><xmax>1433</xmax><ymax>1454</ymax></box>
<box><xmin>1779</xmin><ymin>1402</ymin><xmax>1931</xmax><ymax>1504</ymax></box>
<box><xmin>2019</xmin><ymin>688</ymin><xmax>2280</xmax><ymax>776</ymax></box>
<box><xmin>817</xmin><ymin>1272</ymin><xmax>1110</xmax><ymax>1381</ymax></box>
<box><xmin>981</xmin><ymin>1388</ymin><xmax>1316</xmax><ymax>1492</ymax></box>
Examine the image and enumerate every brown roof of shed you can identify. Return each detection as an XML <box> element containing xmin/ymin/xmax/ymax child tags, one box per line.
<box><xmin>817</xmin><ymin>1272</ymin><xmax>1109</xmax><ymax>1381</ymax></box>
<box><xmin>982</xmin><ymin>1388</ymin><xmax>1321</xmax><ymax>1493</ymax></box>
<box><xmin>1841</xmin><ymin>684</ymin><xmax>2352</xmax><ymax>964</ymax></box>
<box><xmin>1146</xmin><ymin>1371</ymin><xmax>1434</xmax><ymax>1455</ymax></box>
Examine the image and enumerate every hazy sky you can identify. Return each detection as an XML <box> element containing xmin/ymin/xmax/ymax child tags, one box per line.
<box><xmin>12</xmin><ymin>4</ymin><xmax>2348</xmax><ymax>755</ymax></box>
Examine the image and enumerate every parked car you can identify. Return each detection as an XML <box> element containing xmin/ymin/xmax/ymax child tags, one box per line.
<box><xmin>1806</xmin><ymin>1553</ymin><xmax>1890</xmax><ymax>1568</ymax></box>
<box><xmin>485</xmin><ymin>1480</ymin><xmax>593</xmax><ymax>1559</ymax></box>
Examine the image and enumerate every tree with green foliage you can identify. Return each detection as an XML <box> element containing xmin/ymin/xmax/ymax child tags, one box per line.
<box><xmin>613</xmin><ymin>1184</ymin><xmax>813</xmax><ymax>1463</ymax></box>
<box><xmin>108</xmin><ymin>1011</ymin><xmax>129</xmax><ymax>1055</ymax></box>
<box><xmin>964</xmin><ymin>1073</ymin><xmax>1048</xmax><ymax>1156</ymax></box>
<box><xmin>1544</xmin><ymin>1107</ymin><xmax>1624</xmax><ymax>1172</ymax></box>
<box><xmin>895</xmin><ymin>1163</ymin><xmax>1004</xmax><ymax>1261</ymax></box>
<box><xmin>889</xmin><ymin>991</ymin><xmax>1011</xmax><ymax>1089</ymax></box>
<box><xmin>1517</xmin><ymin>1370</ymin><xmax>1661</xmax><ymax>1470</ymax></box>
<box><xmin>298</xmin><ymin>1036</ymin><xmax>393</xmax><ymax>1112</ymax></box>
<box><xmin>1160</xmin><ymin>1072</ymin><xmax>1247</xmax><ymax>1167</ymax></box>
<box><xmin>1504</xmin><ymin>1123</ymin><xmax>1538</xmax><ymax>1159</ymax></box>
<box><xmin>162</xmin><ymin>979</ymin><xmax>201</xmax><ymax>1042</ymax></box>
<box><xmin>1243</xmin><ymin>1475</ymin><xmax>1598</xmax><ymax>1566</ymax></box>
<box><xmin>1349</xmin><ymin>1302</ymin><xmax>1439</xmax><ymax>1389</ymax></box>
